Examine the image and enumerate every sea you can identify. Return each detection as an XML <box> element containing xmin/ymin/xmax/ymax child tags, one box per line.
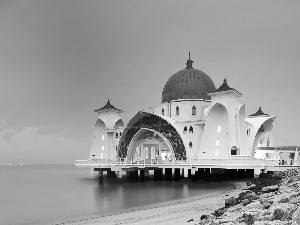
<box><xmin>0</xmin><ymin>165</ymin><xmax>234</xmax><ymax>225</ymax></box>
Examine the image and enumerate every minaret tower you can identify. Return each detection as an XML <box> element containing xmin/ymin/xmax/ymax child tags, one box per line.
<box><xmin>90</xmin><ymin>99</ymin><xmax>124</xmax><ymax>160</ymax></box>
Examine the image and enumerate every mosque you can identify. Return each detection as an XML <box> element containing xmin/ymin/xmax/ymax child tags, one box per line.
<box><xmin>89</xmin><ymin>53</ymin><xmax>277</xmax><ymax>163</ymax></box>
<box><xmin>77</xmin><ymin>53</ymin><xmax>299</xmax><ymax>180</ymax></box>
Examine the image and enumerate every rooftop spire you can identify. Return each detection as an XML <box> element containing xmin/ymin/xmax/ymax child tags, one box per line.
<box><xmin>186</xmin><ymin>51</ymin><xmax>194</xmax><ymax>69</ymax></box>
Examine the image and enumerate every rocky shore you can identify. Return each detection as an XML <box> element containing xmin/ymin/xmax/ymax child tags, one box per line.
<box><xmin>199</xmin><ymin>168</ymin><xmax>300</xmax><ymax>225</ymax></box>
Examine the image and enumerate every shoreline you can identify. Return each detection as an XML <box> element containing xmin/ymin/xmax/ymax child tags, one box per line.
<box><xmin>45</xmin><ymin>180</ymin><xmax>247</xmax><ymax>225</ymax></box>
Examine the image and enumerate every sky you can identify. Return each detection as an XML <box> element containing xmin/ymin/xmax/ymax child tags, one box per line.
<box><xmin>0</xmin><ymin>0</ymin><xmax>299</xmax><ymax>165</ymax></box>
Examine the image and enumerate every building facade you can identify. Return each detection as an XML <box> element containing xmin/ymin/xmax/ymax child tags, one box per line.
<box><xmin>90</xmin><ymin>55</ymin><xmax>276</xmax><ymax>163</ymax></box>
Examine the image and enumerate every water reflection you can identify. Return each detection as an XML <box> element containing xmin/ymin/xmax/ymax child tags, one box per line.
<box><xmin>91</xmin><ymin>179</ymin><xmax>231</xmax><ymax>215</ymax></box>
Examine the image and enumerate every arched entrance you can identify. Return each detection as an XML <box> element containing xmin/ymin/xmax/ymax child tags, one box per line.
<box><xmin>118</xmin><ymin>113</ymin><xmax>186</xmax><ymax>160</ymax></box>
<box><xmin>127</xmin><ymin>128</ymin><xmax>174</xmax><ymax>163</ymax></box>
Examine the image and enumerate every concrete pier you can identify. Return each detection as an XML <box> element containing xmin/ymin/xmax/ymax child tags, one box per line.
<box><xmin>98</xmin><ymin>170</ymin><xmax>103</xmax><ymax>184</ymax></box>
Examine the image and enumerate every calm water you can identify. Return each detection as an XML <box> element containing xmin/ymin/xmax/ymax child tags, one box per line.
<box><xmin>0</xmin><ymin>165</ymin><xmax>233</xmax><ymax>225</ymax></box>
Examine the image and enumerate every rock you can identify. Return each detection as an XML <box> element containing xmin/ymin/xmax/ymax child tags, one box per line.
<box><xmin>278</xmin><ymin>197</ymin><xmax>289</xmax><ymax>203</ymax></box>
<box><xmin>269</xmin><ymin>203</ymin><xmax>297</xmax><ymax>221</ymax></box>
<box><xmin>225</xmin><ymin>197</ymin><xmax>239</xmax><ymax>207</ymax></box>
<box><xmin>200</xmin><ymin>214</ymin><xmax>208</xmax><ymax>220</ymax></box>
<box><xmin>292</xmin><ymin>207</ymin><xmax>300</xmax><ymax>225</ymax></box>
<box><xmin>213</xmin><ymin>207</ymin><xmax>227</xmax><ymax>217</ymax></box>
<box><xmin>273</xmin><ymin>208</ymin><xmax>285</xmax><ymax>220</ymax></box>
<box><xmin>240</xmin><ymin>213</ymin><xmax>255</xmax><ymax>225</ymax></box>
<box><xmin>261</xmin><ymin>185</ymin><xmax>279</xmax><ymax>193</ymax></box>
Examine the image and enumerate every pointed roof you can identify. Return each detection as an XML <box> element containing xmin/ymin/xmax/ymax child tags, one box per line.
<box><xmin>94</xmin><ymin>99</ymin><xmax>123</xmax><ymax>112</ymax></box>
<box><xmin>208</xmin><ymin>78</ymin><xmax>242</xmax><ymax>96</ymax></box>
<box><xmin>185</xmin><ymin>51</ymin><xmax>194</xmax><ymax>69</ymax></box>
<box><xmin>249</xmin><ymin>106</ymin><xmax>269</xmax><ymax>117</ymax></box>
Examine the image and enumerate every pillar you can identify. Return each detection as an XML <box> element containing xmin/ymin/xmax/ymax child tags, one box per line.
<box><xmin>254</xmin><ymin>168</ymin><xmax>261</xmax><ymax>178</ymax></box>
<box><xmin>98</xmin><ymin>170</ymin><xmax>103</xmax><ymax>184</ymax></box>
<box><xmin>126</xmin><ymin>171</ymin><xmax>131</xmax><ymax>180</ymax></box>
<box><xmin>144</xmin><ymin>169</ymin><xmax>149</xmax><ymax>181</ymax></box>
<box><xmin>183</xmin><ymin>168</ymin><xmax>189</xmax><ymax>179</ymax></box>
<box><xmin>117</xmin><ymin>171</ymin><xmax>123</xmax><ymax>179</ymax></box>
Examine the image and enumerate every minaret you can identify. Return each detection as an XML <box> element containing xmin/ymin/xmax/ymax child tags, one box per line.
<box><xmin>90</xmin><ymin>99</ymin><xmax>124</xmax><ymax>160</ymax></box>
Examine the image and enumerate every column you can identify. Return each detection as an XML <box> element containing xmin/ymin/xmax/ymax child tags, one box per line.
<box><xmin>144</xmin><ymin>169</ymin><xmax>149</xmax><ymax>181</ymax></box>
<box><xmin>183</xmin><ymin>167</ymin><xmax>189</xmax><ymax>179</ymax></box>
<box><xmin>98</xmin><ymin>170</ymin><xmax>103</xmax><ymax>184</ymax></box>
<box><xmin>254</xmin><ymin>168</ymin><xmax>261</xmax><ymax>178</ymax></box>
<box><xmin>117</xmin><ymin>170</ymin><xmax>123</xmax><ymax>179</ymax></box>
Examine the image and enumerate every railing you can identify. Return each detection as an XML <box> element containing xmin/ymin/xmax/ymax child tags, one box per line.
<box><xmin>75</xmin><ymin>157</ymin><xmax>282</xmax><ymax>167</ymax></box>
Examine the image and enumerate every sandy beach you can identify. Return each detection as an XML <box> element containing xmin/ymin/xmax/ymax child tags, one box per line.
<box><xmin>51</xmin><ymin>180</ymin><xmax>247</xmax><ymax>225</ymax></box>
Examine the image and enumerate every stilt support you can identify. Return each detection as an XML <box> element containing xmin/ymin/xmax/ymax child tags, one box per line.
<box><xmin>98</xmin><ymin>170</ymin><xmax>103</xmax><ymax>184</ymax></box>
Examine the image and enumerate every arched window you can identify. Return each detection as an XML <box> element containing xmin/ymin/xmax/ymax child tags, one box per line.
<box><xmin>162</xmin><ymin>108</ymin><xmax>164</xmax><ymax>116</ymax></box>
<box><xmin>192</xmin><ymin>105</ymin><xmax>196</xmax><ymax>115</ymax></box>
<box><xmin>115</xmin><ymin>132</ymin><xmax>118</xmax><ymax>138</ymax></box>
<box><xmin>189</xmin><ymin>141</ymin><xmax>193</xmax><ymax>148</ymax></box>
<box><xmin>176</xmin><ymin>106</ymin><xmax>179</xmax><ymax>115</ymax></box>
<box><xmin>183</xmin><ymin>126</ymin><xmax>187</xmax><ymax>134</ymax></box>
<box><xmin>189</xmin><ymin>126</ymin><xmax>193</xmax><ymax>133</ymax></box>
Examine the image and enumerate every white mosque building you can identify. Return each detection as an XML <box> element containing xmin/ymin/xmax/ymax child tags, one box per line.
<box><xmin>88</xmin><ymin>54</ymin><xmax>280</xmax><ymax>166</ymax></box>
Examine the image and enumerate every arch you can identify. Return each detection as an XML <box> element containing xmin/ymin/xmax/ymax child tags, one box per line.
<box><xmin>119</xmin><ymin>113</ymin><xmax>186</xmax><ymax>160</ymax></box>
<box><xmin>251</xmin><ymin>118</ymin><xmax>275</xmax><ymax>156</ymax></box>
<box><xmin>127</xmin><ymin>128</ymin><xmax>174</xmax><ymax>160</ymax></box>
<box><xmin>90</xmin><ymin>119</ymin><xmax>107</xmax><ymax>159</ymax></box>
<box><xmin>114</xmin><ymin>119</ymin><xmax>124</xmax><ymax>129</ymax></box>
<box><xmin>183</xmin><ymin>126</ymin><xmax>187</xmax><ymax>134</ymax></box>
<box><xmin>199</xmin><ymin>103</ymin><xmax>230</xmax><ymax>159</ymax></box>
<box><xmin>231</xmin><ymin>146</ymin><xmax>238</xmax><ymax>155</ymax></box>
<box><xmin>192</xmin><ymin>105</ymin><xmax>196</xmax><ymax>115</ymax></box>
<box><xmin>189</xmin><ymin>126</ymin><xmax>193</xmax><ymax>133</ymax></box>
<box><xmin>176</xmin><ymin>106</ymin><xmax>179</xmax><ymax>115</ymax></box>
<box><xmin>162</xmin><ymin>108</ymin><xmax>164</xmax><ymax>116</ymax></box>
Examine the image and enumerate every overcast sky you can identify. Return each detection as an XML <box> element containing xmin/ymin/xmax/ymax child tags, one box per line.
<box><xmin>0</xmin><ymin>0</ymin><xmax>299</xmax><ymax>165</ymax></box>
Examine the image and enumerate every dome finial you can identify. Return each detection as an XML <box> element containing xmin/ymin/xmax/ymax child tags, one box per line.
<box><xmin>186</xmin><ymin>51</ymin><xmax>194</xmax><ymax>69</ymax></box>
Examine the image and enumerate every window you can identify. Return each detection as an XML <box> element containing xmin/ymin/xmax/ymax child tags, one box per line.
<box><xmin>102</xmin><ymin>135</ymin><xmax>105</xmax><ymax>140</ymax></box>
<box><xmin>115</xmin><ymin>132</ymin><xmax>118</xmax><ymax>138</ymax></box>
<box><xmin>217</xmin><ymin>126</ymin><xmax>221</xmax><ymax>132</ymax></box>
<box><xmin>116</xmin><ymin>146</ymin><xmax>117</xmax><ymax>150</ymax></box>
<box><xmin>183</xmin><ymin>126</ymin><xmax>187</xmax><ymax>134</ymax></box>
<box><xmin>176</xmin><ymin>106</ymin><xmax>179</xmax><ymax>115</ymax></box>
<box><xmin>102</xmin><ymin>146</ymin><xmax>104</xmax><ymax>150</ymax></box>
<box><xmin>189</xmin><ymin>141</ymin><xmax>193</xmax><ymax>148</ymax></box>
<box><xmin>162</xmin><ymin>108</ymin><xmax>164</xmax><ymax>116</ymax></box>
<box><xmin>216</xmin><ymin>139</ymin><xmax>220</xmax><ymax>146</ymax></box>
<box><xmin>231</xmin><ymin>146</ymin><xmax>238</xmax><ymax>155</ymax></box>
<box><xmin>189</xmin><ymin>126</ymin><xmax>193</xmax><ymax>133</ymax></box>
<box><xmin>192</xmin><ymin>105</ymin><xmax>196</xmax><ymax>115</ymax></box>
<box><xmin>101</xmin><ymin>153</ymin><xmax>103</xmax><ymax>159</ymax></box>
<box><xmin>120</xmin><ymin>132</ymin><xmax>122</xmax><ymax>137</ymax></box>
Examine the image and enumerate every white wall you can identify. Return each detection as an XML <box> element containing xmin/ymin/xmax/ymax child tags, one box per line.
<box><xmin>90</xmin><ymin>119</ymin><xmax>108</xmax><ymax>159</ymax></box>
<box><xmin>199</xmin><ymin>103</ymin><xmax>230</xmax><ymax>159</ymax></box>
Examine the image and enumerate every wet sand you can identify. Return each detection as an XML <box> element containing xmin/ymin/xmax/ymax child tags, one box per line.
<box><xmin>50</xmin><ymin>181</ymin><xmax>247</xmax><ymax>225</ymax></box>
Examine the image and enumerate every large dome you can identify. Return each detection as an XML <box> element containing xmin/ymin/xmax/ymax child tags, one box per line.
<box><xmin>161</xmin><ymin>55</ymin><xmax>216</xmax><ymax>103</ymax></box>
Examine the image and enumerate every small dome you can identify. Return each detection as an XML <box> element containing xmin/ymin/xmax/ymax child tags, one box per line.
<box><xmin>161</xmin><ymin>54</ymin><xmax>216</xmax><ymax>103</ymax></box>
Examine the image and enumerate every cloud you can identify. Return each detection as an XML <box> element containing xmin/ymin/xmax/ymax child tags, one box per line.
<box><xmin>0</xmin><ymin>119</ymin><xmax>91</xmax><ymax>165</ymax></box>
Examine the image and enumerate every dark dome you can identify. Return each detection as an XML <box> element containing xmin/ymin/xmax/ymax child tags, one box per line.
<box><xmin>161</xmin><ymin>56</ymin><xmax>216</xmax><ymax>103</ymax></box>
